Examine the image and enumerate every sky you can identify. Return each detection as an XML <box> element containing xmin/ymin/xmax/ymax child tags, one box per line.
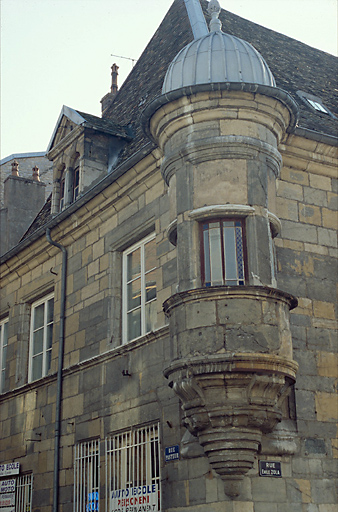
<box><xmin>1</xmin><ymin>0</ymin><xmax>337</xmax><ymax>159</ymax></box>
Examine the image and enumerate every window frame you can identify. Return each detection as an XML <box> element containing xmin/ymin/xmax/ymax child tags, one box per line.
<box><xmin>122</xmin><ymin>233</ymin><xmax>157</xmax><ymax>344</ymax></box>
<box><xmin>0</xmin><ymin>317</ymin><xmax>9</xmax><ymax>393</ymax></box>
<box><xmin>200</xmin><ymin>218</ymin><xmax>248</xmax><ymax>287</ymax></box>
<box><xmin>106</xmin><ymin>423</ymin><xmax>161</xmax><ymax>512</ymax></box>
<box><xmin>28</xmin><ymin>293</ymin><xmax>54</xmax><ymax>383</ymax></box>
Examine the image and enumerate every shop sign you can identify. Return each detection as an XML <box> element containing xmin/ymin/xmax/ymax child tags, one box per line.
<box><xmin>259</xmin><ymin>461</ymin><xmax>282</xmax><ymax>477</ymax></box>
<box><xmin>0</xmin><ymin>480</ymin><xmax>16</xmax><ymax>494</ymax></box>
<box><xmin>165</xmin><ymin>445</ymin><xmax>179</xmax><ymax>462</ymax></box>
<box><xmin>0</xmin><ymin>493</ymin><xmax>15</xmax><ymax>507</ymax></box>
<box><xmin>110</xmin><ymin>483</ymin><xmax>159</xmax><ymax>512</ymax></box>
<box><xmin>0</xmin><ymin>463</ymin><xmax>20</xmax><ymax>477</ymax></box>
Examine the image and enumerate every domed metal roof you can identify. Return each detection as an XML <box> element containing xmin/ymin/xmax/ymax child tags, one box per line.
<box><xmin>162</xmin><ymin>1</ymin><xmax>275</xmax><ymax>94</ymax></box>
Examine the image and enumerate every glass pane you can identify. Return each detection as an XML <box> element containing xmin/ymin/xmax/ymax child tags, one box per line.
<box><xmin>1</xmin><ymin>370</ymin><xmax>4</xmax><ymax>391</ymax></box>
<box><xmin>33</xmin><ymin>329</ymin><xmax>44</xmax><ymax>355</ymax></box>
<box><xmin>2</xmin><ymin>345</ymin><xmax>7</xmax><ymax>369</ymax></box>
<box><xmin>3</xmin><ymin>322</ymin><xmax>8</xmax><ymax>343</ymax></box>
<box><xmin>145</xmin><ymin>269</ymin><xmax>157</xmax><ymax>302</ymax></box>
<box><xmin>209</xmin><ymin>222</ymin><xmax>223</xmax><ymax>285</ymax></box>
<box><xmin>223</xmin><ymin>222</ymin><xmax>237</xmax><ymax>282</ymax></box>
<box><xmin>127</xmin><ymin>278</ymin><xmax>141</xmax><ymax>310</ymax></box>
<box><xmin>47</xmin><ymin>298</ymin><xmax>54</xmax><ymax>324</ymax></box>
<box><xmin>145</xmin><ymin>238</ymin><xmax>156</xmax><ymax>272</ymax></box>
<box><xmin>235</xmin><ymin>223</ymin><xmax>245</xmax><ymax>282</ymax></box>
<box><xmin>47</xmin><ymin>324</ymin><xmax>53</xmax><ymax>350</ymax></box>
<box><xmin>145</xmin><ymin>301</ymin><xmax>156</xmax><ymax>334</ymax></box>
<box><xmin>127</xmin><ymin>309</ymin><xmax>141</xmax><ymax>341</ymax></box>
<box><xmin>45</xmin><ymin>348</ymin><xmax>52</xmax><ymax>373</ymax></box>
<box><xmin>127</xmin><ymin>248</ymin><xmax>141</xmax><ymax>281</ymax></box>
<box><xmin>32</xmin><ymin>354</ymin><xmax>43</xmax><ymax>381</ymax></box>
<box><xmin>203</xmin><ymin>227</ymin><xmax>211</xmax><ymax>285</ymax></box>
<box><xmin>33</xmin><ymin>303</ymin><xmax>45</xmax><ymax>330</ymax></box>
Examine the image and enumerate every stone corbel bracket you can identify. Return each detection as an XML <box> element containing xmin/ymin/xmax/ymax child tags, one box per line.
<box><xmin>164</xmin><ymin>353</ymin><xmax>298</xmax><ymax>497</ymax></box>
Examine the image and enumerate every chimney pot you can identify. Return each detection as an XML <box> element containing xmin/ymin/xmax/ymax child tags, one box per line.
<box><xmin>32</xmin><ymin>165</ymin><xmax>40</xmax><ymax>181</ymax></box>
<box><xmin>11</xmin><ymin>160</ymin><xmax>19</xmax><ymax>177</ymax></box>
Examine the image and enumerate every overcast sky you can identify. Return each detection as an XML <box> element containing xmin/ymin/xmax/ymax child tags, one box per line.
<box><xmin>1</xmin><ymin>0</ymin><xmax>337</xmax><ymax>159</ymax></box>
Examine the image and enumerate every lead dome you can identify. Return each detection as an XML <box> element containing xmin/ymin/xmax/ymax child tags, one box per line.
<box><xmin>162</xmin><ymin>0</ymin><xmax>276</xmax><ymax>94</ymax></box>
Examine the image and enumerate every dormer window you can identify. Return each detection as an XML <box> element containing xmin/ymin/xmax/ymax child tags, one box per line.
<box><xmin>296</xmin><ymin>91</ymin><xmax>336</xmax><ymax>118</ymax></box>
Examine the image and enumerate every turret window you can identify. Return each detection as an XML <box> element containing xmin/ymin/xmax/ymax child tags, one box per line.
<box><xmin>201</xmin><ymin>219</ymin><xmax>246</xmax><ymax>286</ymax></box>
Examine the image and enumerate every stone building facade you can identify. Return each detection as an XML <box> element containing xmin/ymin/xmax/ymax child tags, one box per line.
<box><xmin>0</xmin><ymin>1</ymin><xmax>337</xmax><ymax>512</ymax></box>
<box><xmin>0</xmin><ymin>153</ymin><xmax>53</xmax><ymax>207</ymax></box>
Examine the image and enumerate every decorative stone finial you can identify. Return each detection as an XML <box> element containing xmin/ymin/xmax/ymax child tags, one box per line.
<box><xmin>32</xmin><ymin>165</ymin><xmax>40</xmax><ymax>181</ymax></box>
<box><xmin>11</xmin><ymin>160</ymin><xmax>19</xmax><ymax>177</ymax></box>
<box><xmin>208</xmin><ymin>0</ymin><xmax>222</xmax><ymax>32</ymax></box>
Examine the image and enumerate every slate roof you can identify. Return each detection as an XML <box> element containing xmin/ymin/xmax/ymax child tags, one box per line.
<box><xmin>104</xmin><ymin>0</ymin><xmax>337</xmax><ymax>161</ymax></box>
<box><xmin>76</xmin><ymin>111</ymin><xmax>133</xmax><ymax>140</ymax></box>
<box><xmin>9</xmin><ymin>0</ymin><xmax>338</xmax><ymax>252</ymax></box>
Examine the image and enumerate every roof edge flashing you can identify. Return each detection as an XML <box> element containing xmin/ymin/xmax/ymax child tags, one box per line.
<box><xmin>183</xmin><ymin>0</ymin><xmax>209</xmax><ymax>39</ymax></box>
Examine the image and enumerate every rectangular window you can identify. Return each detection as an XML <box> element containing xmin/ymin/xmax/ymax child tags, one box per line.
<box><xmin>122</xmin><ymin>234</ymin><xmax>157</xmax><ymax>343</ymax></box>
<box><xmin>201</xmin><ymin>219</ymin><xmax>246</xmax><ymax>286</ymax></box>
<box><xmin>0</xmin><ymin>318</ymin><xmax>9</xmax><ymax>393</ymax></box>
<box><xmin>74</xmin><ymin>439</ymin><xmax>100</xmax><ymax>512</ymax></box>
<box><xmin>16</xmin><ymin>474</ymin><xmax>33</xmax><ymax>512</ymax></box>
<box><xmin>106</xmin><ymin>423</ymin><xmax>161</xmax><ymax>512</ymax></box>
<box><xmin>28</xmin><ymin>294</ymin><xmax>54</xmax><ymax>382</ymax></box>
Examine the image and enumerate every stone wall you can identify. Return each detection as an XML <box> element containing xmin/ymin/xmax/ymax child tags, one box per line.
<box><xmin>0</xmin><ymin>133</ymin><xmax>337</xmax><ymax>511</ymax></box>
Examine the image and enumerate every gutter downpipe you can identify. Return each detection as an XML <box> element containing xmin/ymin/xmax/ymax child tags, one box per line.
<box><xmin>46</xmin><ymin>228</ymin><xmax>67</xmax><ymax>512</ymax></box>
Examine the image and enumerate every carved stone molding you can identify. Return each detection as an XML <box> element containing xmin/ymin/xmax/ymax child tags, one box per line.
<box><xmin>164</xmin><ymin>353</ymin><xmax>298</xmax><ymax>497</ymax></box>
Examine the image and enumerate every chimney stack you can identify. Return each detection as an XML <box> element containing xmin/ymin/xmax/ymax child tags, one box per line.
<box><xmin>101</xmin><ymin>63</ymin><xmax>119</xmax><ymax>116</ymax></box>
<box><xmin>111</xmin><ymin>64</ymin><xmax>119</xmax><ymax>95</ymax></box>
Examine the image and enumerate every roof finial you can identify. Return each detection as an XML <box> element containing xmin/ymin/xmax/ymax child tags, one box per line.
<box><xmin>208</xmin><ymin>0</ymin><xmax>222</xmax><ymax>32</ymax></box>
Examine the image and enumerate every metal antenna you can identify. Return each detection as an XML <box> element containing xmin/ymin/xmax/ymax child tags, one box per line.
<box><xmin>111</xmin><ymin>54</ymin><xmax>137</xmax><ymax>67</ymax></box>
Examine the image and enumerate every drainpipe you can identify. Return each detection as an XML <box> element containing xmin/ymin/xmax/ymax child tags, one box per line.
<box><xmin>46</xmin><ymin>228</ymin><xmax>67</xmax><ymax>512</ymax></box>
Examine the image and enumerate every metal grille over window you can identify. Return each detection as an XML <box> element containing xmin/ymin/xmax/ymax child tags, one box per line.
<box><xmin>202</xmin><ymin>219</ymin><xmax>246</xmax><ymax>286</ymax></box>
<box><xmin>123</xmin><ymin>234</ymin><xmax>157</xmax><ymax>343</ymax></box>
<box><xmin>29</xmin><ymin>294</ymin><xmax>54</xmax><ymax>382</ymax></box>
<box><xmin>74</xmin><ymin>439</ymin><xmax>100</xmax><ymax>512</ymax></box>
<box><xmin>16</xmin><ymin>474</ymin><xmax>33</xmax><ymax>512</ymax></box>
<box><xmin>106</xmin><ymin>423</ymin><xmax>161</xmax><ymax>511</ymax></box>
<box><xmin>0</xmin><ymin>318</ymin><xmax>8</xmax><ymax>393</ymax></box>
